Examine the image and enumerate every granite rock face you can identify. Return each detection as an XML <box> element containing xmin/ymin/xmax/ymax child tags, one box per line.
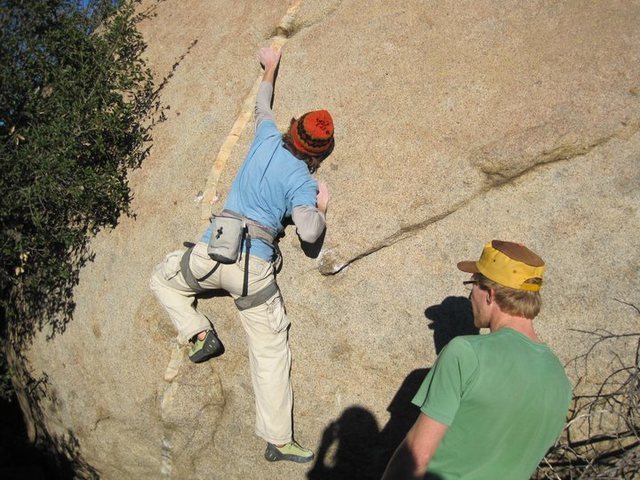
<box><xmin>13</xmin><ymin>1</ymin><xmax>640</xmax><ymax>478</ymax></box>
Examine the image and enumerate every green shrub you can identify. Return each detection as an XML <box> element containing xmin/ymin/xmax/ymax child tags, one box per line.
<box><xmin>0</xmin><ymin>0</ymin><xmax>155</xmax><ymax>370</ymax></box>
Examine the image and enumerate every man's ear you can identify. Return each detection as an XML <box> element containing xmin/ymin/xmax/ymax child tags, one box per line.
<box><xmin>486</xmin><ymin>288</ymin><xmax>493</xmax><ymax>305</ymax></box>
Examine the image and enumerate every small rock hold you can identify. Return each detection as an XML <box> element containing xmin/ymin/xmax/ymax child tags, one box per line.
<box><xmin>318</xmin><ymin>249</ymin><xmax>346</xmax><ymax>275</ymax></box>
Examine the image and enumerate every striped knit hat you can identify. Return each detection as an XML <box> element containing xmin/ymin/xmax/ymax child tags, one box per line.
<box><xmin>289</xmin><ymin>110</ymin><xmax>334</xmax><ymax>156</ymax></box>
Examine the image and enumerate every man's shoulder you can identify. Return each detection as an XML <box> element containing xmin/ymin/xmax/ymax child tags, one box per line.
<box><xmin>273</xmin><ymin>150</ymin><xmax>314</xmax><ymax>184</ymax></box>
<box><xmin>444</xmin><ymin>333</ymin><xmax>505</xmax><ymax>359</ymax></box>
<box><xmin>255</xmin><ymin>119</ymin><xmax>281</xmax><ymax>139</ymax></box>
<box><xmin>447</xmin><ymin>334</ymin><xmax>484</xmax><ymax>350</ymax></box>
<box><xmin>440</xmin><ymin>336</ymin><xmax>480</xmax><ymax>363</ymax></box>
<box><xmin>456</xmin><ymin>329</ymin><xmax>526</xmax><ymax>347</ymax></box>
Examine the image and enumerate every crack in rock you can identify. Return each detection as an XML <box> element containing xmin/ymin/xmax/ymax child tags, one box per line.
<box><xmin>92</xmin><ymin>414</ymin><xmax>113</xmax><ymax>432</ymax></box>
<box><xmin>273</xmin><ymin>0</ymin><xmax>303</xmax><ymax>38</ymax></box>
<box><xmin>321</xmin><ymin>117</ymin><xmax>640</xmax><ymax>275</ymax></box>
<box><xmin>199</xmin><ymin>1</ymin><xmax>345</xmax><ymax>221</ymax></box>
<box><xmin>160</xmin><ymin>435</ymin><xmax>173</xmax><ymax>477</ymax></box>
<box><xmin>319</xmin><ymin>199</ymin><xmax>471</xmax><ymax>275</ymax></box>
<box><xmin>154</xmin><ymin>39</ymin><xmax>199</xmax><ymax>99</ymax></box>
<box><xmin>275</xmin><ymin>0</ymin><xmax>344</xmax><ymax>39</ymax></box>
<box><xmin>474</xmin><ymin>117</ymin><xmax>640</xmax><ymax>187</ymax></box>
<box><xmin>199</xmin><ymin>1</ymin><xmax>304</xmax><ymax>221</ymax></box>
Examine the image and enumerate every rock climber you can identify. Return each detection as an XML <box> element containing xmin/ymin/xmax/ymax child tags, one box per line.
<box><xmin>150</xmin><ymin>46</ymin><xmax>334</xmax><ymax>464</ymax></box>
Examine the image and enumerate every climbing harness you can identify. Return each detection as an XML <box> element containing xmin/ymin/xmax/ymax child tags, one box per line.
<box><xmin>179</xmin><ymin>210</ymin><xmax>280</xmax><ymax>307</ymax></box>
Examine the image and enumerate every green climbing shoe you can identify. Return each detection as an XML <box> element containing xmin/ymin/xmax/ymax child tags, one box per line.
<box><xmin>264</xmin><ymin>441</ymin><xmax>314</xmax><ymax>463</ymax></box>
<box><xmin>188</xmin><ymin>330</ymin><xmax>225</xmax><ymax>363</ymax></box>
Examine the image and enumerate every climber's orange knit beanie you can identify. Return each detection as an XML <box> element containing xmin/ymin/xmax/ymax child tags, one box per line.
<box><xmin>289</xmin><ymin>110</ymin><xmax>334</xmax><ymax>156</ymax></box>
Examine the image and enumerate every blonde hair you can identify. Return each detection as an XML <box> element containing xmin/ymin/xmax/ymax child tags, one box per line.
<box><xmin>476</xmin><ymin>274</ymin><xmax>542</xmax><ymax>319</ymax></box>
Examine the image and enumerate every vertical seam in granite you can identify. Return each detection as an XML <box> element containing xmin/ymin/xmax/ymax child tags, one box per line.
<box><xmin>199</xmin><ymin>0</ymin><xmax>304</xmax><ymax>222</ymax></box>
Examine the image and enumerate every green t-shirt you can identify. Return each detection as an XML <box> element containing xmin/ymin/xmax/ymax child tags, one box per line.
<box><xmin>412</xmin><ymin>328</ymin><xmax>572</xmax><ymax>479</ymax></box>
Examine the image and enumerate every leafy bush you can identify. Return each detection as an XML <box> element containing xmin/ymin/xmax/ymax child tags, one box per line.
<box><xmin>0</xmin><ymin>0</ymin><xmax>155</xmax><ymax>371</ymax></box>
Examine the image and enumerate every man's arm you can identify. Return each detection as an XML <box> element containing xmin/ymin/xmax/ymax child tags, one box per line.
<box><xmin>255</xmin><ymin>47</ymin><xmax>281</xmax><ymax>129</ymax></box>
<box><xmin>381</xmin><ymin>414</ymin><xmax>448</xmax><ymax>480</ymax></box>
<box><xmin>259</xmin><ymin>46</ymin><xmax>280</xmax><ymax>85</ymax></box>
<box><xmin>291</xmin><ymin>182</ymin><xmax>329</xmax><ymax>243</ymax></box>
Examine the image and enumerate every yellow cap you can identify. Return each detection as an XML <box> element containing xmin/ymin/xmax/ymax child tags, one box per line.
<box><xmin>457</xmin><ymin>240</ymin><xmax>545</xmax><ymax>292</ymax></box>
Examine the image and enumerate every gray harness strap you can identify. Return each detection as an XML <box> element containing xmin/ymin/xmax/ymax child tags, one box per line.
<box><xmin>179</xmin><ymin>211</ymin><xmax>277</xmax><ymax>307</ymax></box>
<box><xmin>180</xmin><ymin>246</ymin><xmax>278</xmax><ymax>310</ymax></box>
<box><xmin>180</xmin><ymin>247</ymin><xmax>219</xmax><ymax>292</ymax></box>
<box><xmin>234</xmin><ymin>281</ymin><xmax>279</xmax><ymax>311</ymax></box>
<box><xmin>221</xmin><ymin>209</ymin><xmax>277</xmax><ymax>245</ymax></box>
<box><xmin>219</xmin><ymin>209</ymin><xmax>279</xmax><ymax>299</ymax></box>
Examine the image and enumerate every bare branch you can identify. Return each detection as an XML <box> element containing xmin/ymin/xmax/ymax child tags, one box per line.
<box><xmin>534</xmin><ymin>301</ymin><xmax>640</xmax><ymax>479</ymax></box>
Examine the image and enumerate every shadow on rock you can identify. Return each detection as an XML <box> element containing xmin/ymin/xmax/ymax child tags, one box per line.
<box><xmin>307</xmin><ymin>406</ymin><xmax>382</xmax><ymax>480</ymax></box>
<box><xmin>378</xmin><ymin>368</ymin><xmax>429</xmax><ymax>467</ymax></box>
<box><xmin>281</xmin><ymin>217</ymin><xmax>327</xmax><ymax>260</ymax></box>
<box><xmin>309</xmin><ymin>297</ymin><xmax>477</xmax><ymax>479</ymax></box>
<box><xmin>3</xmin><ymin>347</ymin><xmax>99</xmax><ymax>479</ymax></box>
<box><xmin>425</xmin><ymin>295</ymin><xmax>478</xmax><ymax>353</ymax></box>
<box><xmin>308</xmin><ymin>370</ymin><xmax>431</xmax><ymax>480</ymax></box>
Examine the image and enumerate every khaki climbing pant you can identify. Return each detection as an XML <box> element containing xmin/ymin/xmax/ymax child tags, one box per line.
<box><xmin>149</xmin><ymin>241</ymin><xmax>293</xmax><ymax>445</ymax></box>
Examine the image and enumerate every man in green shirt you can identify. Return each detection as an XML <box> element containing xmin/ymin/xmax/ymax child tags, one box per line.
<box><xmin>382</xmin><ymin>240</ymin><xmax>572</xmax><ymax>479</ymax></box>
